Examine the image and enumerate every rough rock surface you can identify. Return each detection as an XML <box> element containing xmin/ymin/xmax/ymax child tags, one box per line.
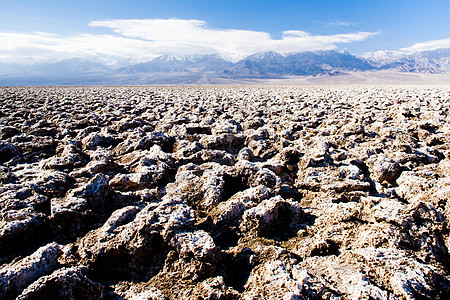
<box><xmin>1</xmin><ymin>86</ymin><xmax>450</xmax><ymax>299</ymax></box>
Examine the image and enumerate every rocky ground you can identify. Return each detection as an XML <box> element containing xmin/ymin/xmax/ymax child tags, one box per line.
<box><xmin>1</xmin><ymin>85</ymin><xmax>450</xmax><ymax>299</ymax></box>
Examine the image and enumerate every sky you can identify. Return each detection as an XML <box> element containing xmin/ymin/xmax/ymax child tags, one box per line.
<box><xmin>0</xmin><ymin>0</ymin><xmax>449</xmax><ymax>64</ymax></box>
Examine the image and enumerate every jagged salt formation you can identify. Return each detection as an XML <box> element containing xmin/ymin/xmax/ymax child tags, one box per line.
<box><xmin>1</xmin><ymin>85</ymin><xmax>450</xmax><ymax>299</ymax></box>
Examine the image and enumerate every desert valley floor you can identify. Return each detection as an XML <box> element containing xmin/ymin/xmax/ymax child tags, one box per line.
<box><xmin>1</xmin><ymin>85</ymin><xmax>450</xmax><ymax>299</ymax></box>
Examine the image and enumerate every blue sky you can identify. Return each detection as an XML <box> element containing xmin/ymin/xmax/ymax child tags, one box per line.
<box><xmin>1</xmin><ymin>0</ymin><xmax>449</xmax><ymax>64</ymax></box>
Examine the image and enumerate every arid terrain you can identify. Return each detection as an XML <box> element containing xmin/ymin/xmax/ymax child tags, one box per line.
<box><xmin>1</xmin><ymin>85</ymin><xmax>450</xmax><ymax>299</ymax></box>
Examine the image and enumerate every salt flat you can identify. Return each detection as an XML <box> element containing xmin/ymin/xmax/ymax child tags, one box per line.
<box><xmin>1</xmin><ymin>85</ymin><xmax>450</xmax><ymax>299</ymax></box>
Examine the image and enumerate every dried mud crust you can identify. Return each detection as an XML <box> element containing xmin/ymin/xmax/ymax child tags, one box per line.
<box><xmin>1</xmin><ymin>85</ymin><xmax>450</xmax><ymax>299</ymax></box>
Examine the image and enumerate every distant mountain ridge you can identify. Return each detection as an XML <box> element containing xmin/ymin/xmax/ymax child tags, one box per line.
<box><xmin>1</xmin><ymin>48</ymin><xmax>449</xmax><ymax>85</ymax></box>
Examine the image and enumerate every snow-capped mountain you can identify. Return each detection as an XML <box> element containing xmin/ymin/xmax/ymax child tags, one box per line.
<box><xmin>362</xmin><ymin>48</ymin><xmax>450</xmax><ymax>73</ymax></box>
<box><xmin>119</xmin><ymin>54</ymin><xmax>234</xmax><ymax>74</ymax></box>
<box><xmin>224</xmin><ymin>50</ymin><xmax>373</xmax><ymax>77</ymax></box>
<box><xmin>361</xmin><ymin>50</ymin><xmax>408</xmax><ymax>66</ymax></box>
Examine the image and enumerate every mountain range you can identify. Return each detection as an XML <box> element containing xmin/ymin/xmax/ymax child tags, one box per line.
<box><xmin>1</xmin><ymin>48</ymin><xmax>449</xmax><ymax>85</ymax></box>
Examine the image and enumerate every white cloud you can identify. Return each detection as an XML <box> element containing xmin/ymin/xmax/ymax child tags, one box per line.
<box><xmin>282</xmin><ymin>30</ymin><xmax>310</xmax><ymax>38</ymax></box>
<box><xmin>0</xmin><ymin>32</ymin><xmax>159</xmax><ymax>64</ymax></box>
<box><xmin>0</xmin><ymin>18</ymin><xmax>377</xmax><ymax>64</ymax></box>
<box><xmin>327</xmin><ymin>21</ymin><xmax>355</xmax><ymax>27</ymax></box>
<box><xmin>400</xmin><ymin>38</ymin><xmax>450</xmax><ymax>52</ymax></box>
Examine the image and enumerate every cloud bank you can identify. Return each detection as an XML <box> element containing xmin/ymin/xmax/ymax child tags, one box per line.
<box><xmin>89</xmin><ymin>19</ymin><xmax>375</xmax><ymax>57</ymax></box>
<box><xmin>400</xmin><ymin>38</ymin><xmax>450</xmax><ymax>52</ymax></box>
<box><xmin>0</xmin><ymin>18</ymin><xmax>377</xmax><ymax>64</ymax></box>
